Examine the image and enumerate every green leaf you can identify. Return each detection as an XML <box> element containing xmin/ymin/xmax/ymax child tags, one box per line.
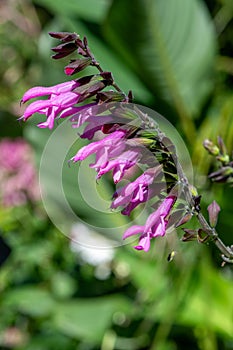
<box><xmin>34</xmin><ymin>0</ymin><xmax>110</xmax><ymax>23</ymax></box>
<box><xmin>3</xmin><ymin>286</ymin><xmax>55</xmax><ymax>317</ymax></box>
<box><xmin>104</xmin><ymin>0</ymin><xmax>217</xmax><ymax>118</ymax></box>
<box><xmin>52</xmin><ymin>296</ymin><xmax>131</xmax><ymax>343</ymax></box>
<box><xmin>177</xmin><ymin>258</ymin><xmax>233</xmax><ymax>338</ymax></box>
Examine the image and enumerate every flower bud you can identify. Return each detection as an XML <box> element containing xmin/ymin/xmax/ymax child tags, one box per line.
<box><xmin>64</xmin><ymin>58</ymin><xmax>92</xmax><ymax>75</ymax></box>
<box><xmin>51</xmin><ymin>42</ymin><xmax>77</xmax><ymax>59</ymax></box>
<box><xmin>207</xmin><ymin>200</ymin><xmax>221</xmax><ymax>227</ymax></box>
<box><xmin>203</xmin><ymin>139</ymin><xmax>219</xmax><ymax>156</ymax></box>
<box><xmin>49</xmin><ymin>32</ymin><xmax>79</xmax><ymax>42</ymax></box>
<box><xmin>209</xmin><ymin>166</ymin><xmax>233</xmax><ymax>182</ymax></box>
<box><xmin>216</xmin><ymin>154</ymin><xmax>230</xmax><ymax>164</ymax></box>
<box><xmin>217</xmin><ymin>136</ymin><xmax>227</xmax><ymax>156</ymax></box>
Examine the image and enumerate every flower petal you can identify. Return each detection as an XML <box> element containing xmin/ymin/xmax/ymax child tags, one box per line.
<box><xmin>134</xmin><ymin>233</ymin><xmax>151</xmax><ymax>251</ymax></box>
<box><xmin>122</xmin><ymin>225</ymin><xmax>144</xmax><ymax>239</ymax></box>
<box><xmin>21</xmin><ymin>80</ymin><xmax>79</xmax><ymax>103</ymax></box>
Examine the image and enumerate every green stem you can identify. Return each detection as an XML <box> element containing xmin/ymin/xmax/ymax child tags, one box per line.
<box><xmin>177</xmin><ymin>163</ymin><xmax>233</xmax><ymax>263</ymax></box>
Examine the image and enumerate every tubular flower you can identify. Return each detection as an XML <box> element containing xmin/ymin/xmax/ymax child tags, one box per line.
<box><xmin>95</xmin><ymin>148</ymin><xmax>142</xmax><ymax>183</ymax></box>
<box><xmin>71</xmin><ymin>130</ymin><xmax>127</xmax><ymax>164</ymax></box>
<box><xmin>20</xmin><ymin>80</ymin><xmax>82</xmax><ymax>129</ymax></box>
<box><xmin>21</xmin><ymin>80</ymin><xmax>79</xmax><ymax>103</ymax></box>
<box><xmin>111</xmin><ymin>166</ymin><xmax>162</xmax><ymax>215</ymax></box>
<box><xmin>20</xmin><ymin>73</ymin><xmax>113</xmax><ymax>129</ymax></box>
<box><xmin>123</xmin><ymin>195</ymin><xmax>176</xmax><ymax>251</ymax></box>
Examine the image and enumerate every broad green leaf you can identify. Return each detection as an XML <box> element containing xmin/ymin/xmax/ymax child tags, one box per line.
<box><xmin>104</xmin><ymin>0</ymin><xmax>217</xmax><ymax>118</ymax></box>
<box><xmin>3</xmin><ymin>286</ymin><xmax>55</xmax><ymax>317</ymax></box>
<box><xmin>34</xmin><ymin>0</ymin><xmax>111</xmax><ymax>23</ymax></box>
<box><xmin>51</xmin><ymin>296</ymin><xmax>131</xmax><ymax>343</ymax></box>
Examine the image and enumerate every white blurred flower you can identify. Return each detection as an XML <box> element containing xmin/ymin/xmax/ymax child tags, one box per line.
<box><xmin>70</xmin><ymin>223</ymin><xmax>115</xmax><ymax>279</ymax></box>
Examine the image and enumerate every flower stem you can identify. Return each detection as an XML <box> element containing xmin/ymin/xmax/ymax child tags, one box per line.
<box><xmin>177</xmin><ymin>162</ymin><xmax>233</xmax><ymax>263</ymax></box>
<box><xmin>147</xmin><ymin>116</ymin><xmax>233</xmax><ymax>263</ymax></box>
<box><xmin>81</xmin><ymin>40</ymin><xmax>126</xmax><ymax>96</ymax></box>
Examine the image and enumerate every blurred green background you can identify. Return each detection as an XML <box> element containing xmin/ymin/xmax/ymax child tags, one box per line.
<box><xmin>0</xmin><ymin>0</ymin><xmax>233</xmax><ymax>349</ymax></box>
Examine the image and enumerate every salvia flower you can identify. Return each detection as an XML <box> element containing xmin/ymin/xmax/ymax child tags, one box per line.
<box><xmin>111</xmin><ymin>166</ymin><xmax>162</xmax><ymax>215</ymax></box>
<box><xmin>20</xmin><ymin>74</ymin><xmax>113</xmax><ymax>129</ymax></box>
<box><xmin>71</xmin><ymin>130</ymin><xmax>127</xmax><ymax>164</ymax></box>
<box><xmin>122</xmin><ymin>195</ymin><xmax>177</xmax><ymax>251</ymax></box>
<box><xmin>95</xmin><ymin>148</ymin><xmax>142</xmax><ymax>183</ymax></box>
<box><xmin>20</xmin><ymin>32</ymin><xmax>181</xmax><ymax>254</ymax></box>
<box><xmin>20</xmin><ymin>80</ymin><xmax>82</xmax><ymax>129</ymax></box>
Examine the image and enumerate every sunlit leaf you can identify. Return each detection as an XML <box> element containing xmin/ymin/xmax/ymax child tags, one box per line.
<box><xmin>104</xmin><ymin>0</ymin><xmax>217</xmax><ymax>118</ymax></box>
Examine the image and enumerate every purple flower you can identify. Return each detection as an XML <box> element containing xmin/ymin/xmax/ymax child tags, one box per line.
<box><xmin>20</xmin><ymin>74</ymin><xmax>112</xmax><ymax>129</ymax></box>
<box><xmin>123</xmin><ymin>195</ymin><xmax>176</xmax><ymax>251</ymax></box>
<box><xmin>95</xmin><ymin>148</ymin><xmax>141</xmax><ymax>183</ymax></box>
<box><xmin>20</xmin><ymin>81</ymin><xmax>82</xmax><ymax>129</ymax></box>
<box><xmin>71</xmin><ymin>130</ymin><xmax>126</xmax><ymax>163</ymax></box>
<box><xmin>21</xmin><ymin>80</ymin><xmax>79</xmax><ymax>103</ymax></box>
<box><xmin>71</xmin><ymin>130</ymin><xmax>144</xmax><ymax>183</ymax></box>
<box><xmin>72</xmin><ymin>114</ymin><xmax>114</xmax><ymax>140</ymax></box>
<box><xmin>111</xmin><ymin>166</ymin><xmax>162</xmax><ymax>215</ymax></box>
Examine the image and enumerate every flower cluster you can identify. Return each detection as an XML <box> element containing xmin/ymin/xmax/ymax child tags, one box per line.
<box><xmin>0</xmin><ymin>138</ymin><xmax>40</xmax><ymax>207</ymax></box>
<box><xmin>20</xmin><ymin>32</ymin><xmax>180</xmax><ymax>251</ymax></box>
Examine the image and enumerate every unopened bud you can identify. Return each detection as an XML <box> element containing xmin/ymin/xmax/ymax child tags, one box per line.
<box><xmin>203</xmin><ymin>139</ymin><xmax>219</xmax><ymax>156</ymax></box>
<box><xmin>51</xmin><ymin>42</ymin><xmax>77</xmax><ymax>59</ymax></box>
<box><xmin>217</xmin><ymin>136</ymin><xmax>227</xmax><ymax>156</ymax></box>
<box><xmin>216</xmin><ymin>154</ymin><xmax>230</xmax><ymax>164</ymax></box>
<box><xmin>209</xmin><ymin>166</ymin><xmax>233</xmax><ymax>182</ymax></box>
<box><xmin>49</xmin><ymin>32</ymin><xmax>78</xmax><ymax>42</ymax></box>
<box><xmin>207</xmin><ymin>200</ymin><xmax>221</xmax><ymax>227</ymax></box>
<box><xmin>64</xmin><ymin>58</ymin><xmax>92</xmax><ymax>75</ymax></box>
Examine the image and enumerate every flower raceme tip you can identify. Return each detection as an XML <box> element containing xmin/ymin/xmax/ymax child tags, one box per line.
<box><xmin>20</xmin><ymin>31</ymin><xmax>181</xmax><ymax>253</ymax></box>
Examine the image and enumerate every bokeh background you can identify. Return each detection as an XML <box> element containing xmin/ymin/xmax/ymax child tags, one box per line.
<box><xmin>0</xmin><ymin>0</ymin><xmax>233</xmax><ymax>349</ymax></box>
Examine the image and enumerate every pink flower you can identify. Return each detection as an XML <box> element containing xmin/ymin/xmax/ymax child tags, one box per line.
<box><xmin>123</xmin><ymin>195</ymin><xmax>176</xmax><ymax>251</ymax></box>
<box><xmin>0</xmin><ymin>138</ymin><xmax>40</xmax><ymax>207</ymax></box>
<box><xmin>20</xmin><ymin>81</ymin><xmax>82</xmax><ymax>129</ymax></box>
<box><xmin>71</xmin><ymin>130</ymin><xmax>144</xmax><ymax>183</ymax></box>
<box><xmin>71</xmin><ymin>130</ymin><xmax>126</xmax><ymax>163</ymax></box>
<box><xmin>95</xmin><ymin>148</ymin><xmax>141</xmax><ymax>183</ymax></box>
<box><xmin>20</xmin><ymin>74</ymin><xmax>112</xmax><ymax>129</ymax></box>
<box><xmin>21</xmin><ymin>80</ymin><xmax>79</xmax><ymax>103</ymax></box>
<box><xmin>111</xmin><ymin>166</ymin><xmax>162</xmax><ymax>215</ymax></box>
